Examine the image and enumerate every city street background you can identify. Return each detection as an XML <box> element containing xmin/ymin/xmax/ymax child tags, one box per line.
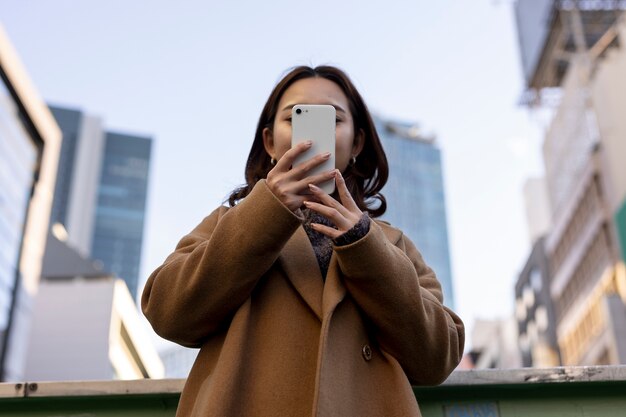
<box><xmin>0</xmin><ymin>0</ymin><xmax>545</xmax><ymax>347</ymax></box>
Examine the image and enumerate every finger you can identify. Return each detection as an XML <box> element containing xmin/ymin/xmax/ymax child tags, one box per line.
<box><xmin>291</xmin><ymin>151</ymin><xmax>332</xmax><ymax>179</ymax></box>
<box><xmin>334</xmin><ymin>170</ymin><xmax>359</xmax><ymax>211</ymax></box>
<box><xmin>275</xmin><ymin>140</ymin><xmax>312</xmax><ymax>171</ymax></box>
<box><xmin>310</xmin><ymin>223</ymin><xmax>342</xmax><ymax>240</ymax></box>
<box><xmin>295</xmin><ymin>169</ymin><xmax>336</xmax><ymax>192</ymax></box>
<box><xmin>283</xmin><ymin>170</ymin><xmax>335</xmax><ymax>198</ymax></box>
<box><xmin>303</xmin><ymin>200</ymin><xmax>352</xmax><ymax>231</ymax></box>
<box><xmin>307</xmin><ymin>183</ymin><xmax>350</xmax><ymax>217</ymax></box>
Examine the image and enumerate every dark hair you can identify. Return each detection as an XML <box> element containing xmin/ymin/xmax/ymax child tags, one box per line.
<box><xmin>228</xmin><ymin>65</ymin><xmax>388</xmax><ymax>217</ymax></box>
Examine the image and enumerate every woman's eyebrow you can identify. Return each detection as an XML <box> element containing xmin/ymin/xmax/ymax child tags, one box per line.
<box><xmin>281</xmin><ymin>103</ymin><xmax>347</xmax><ymax>113</ymax></box>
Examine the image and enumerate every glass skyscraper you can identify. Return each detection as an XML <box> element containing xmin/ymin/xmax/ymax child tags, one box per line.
<box><xmin>49</xmin><ymin>107</ymin><xmax>152</xmax><ymax>301</ymax></box>
<box><xmin>91</xmin><ymin>132</ymin><xmax>151</xmax><ymax>299</ymax></box>
<box><xmin>0</xmin><ymin>83</ymin><xmax>38</xmax><ymax>370</ymax></box>
<box><xmin>0</xmin><ymin>24</ymin><xmax>61</xmax><ymax>380</ymax></box>
<box><xmin>375</xmin><ymin>116</ymin><xmax>455</xmax><ymax>309</ymax></box>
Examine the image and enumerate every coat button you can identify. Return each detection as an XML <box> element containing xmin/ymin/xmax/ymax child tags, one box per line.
<box><xmin>362</xmin><ymin>344</ymin><xmax>372</xmax><ymax>361</ymax></box>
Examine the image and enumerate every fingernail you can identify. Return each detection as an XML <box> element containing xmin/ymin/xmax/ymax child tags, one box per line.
<box><xmin>308</xmin><ymin>184</ymin><xmax>320</xmax><ymax>191</ymax></box>
<box><xmin>322</xmin><ymin>152</ymin><xmax>331</xmax><ymax>159</ymax></box>
<box><xmin>305</xmin><ymin>140</ymin><xmax>313</xmax><ymax>146</ymax></box>
<box><xmin>303</xmin><ymin>201</ymin><xmax>311</xmax><ymax>206</ymax></box>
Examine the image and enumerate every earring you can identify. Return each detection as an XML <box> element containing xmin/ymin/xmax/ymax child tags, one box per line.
<box><xmin>350</xmin><ymin>156</ymin><xmax>357</xmax><ymax>166</ymax></box>
<box><xmin>270</xmin><ymin>157</ymin><xmax>277</xmax><ymax>166</ymax></box>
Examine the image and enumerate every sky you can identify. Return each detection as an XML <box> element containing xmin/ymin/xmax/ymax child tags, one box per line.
<box><xmin>0</xmin><ymin>0</ymin><xmax>545</xmax><ymax>350</ymax></box>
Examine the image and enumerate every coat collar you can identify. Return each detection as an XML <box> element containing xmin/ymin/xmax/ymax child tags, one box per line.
<box><xmin>278</xmin><ymin>225</ymin><xmax>348</xmax><ymax>322</ymax></box>
<box><xmin>278</xmin><ymin>226</ymin><xmax>325</xmax><ymax>321</ymax></box>
<box><xmin>277</xmin><ymin>220</ymin><xmax>402</xmax><ymax>322</ymax></box>
<box><xmin>322</xmin><ymin>256</ymin><xmax>346</xmax><ymax>318</ymax></box>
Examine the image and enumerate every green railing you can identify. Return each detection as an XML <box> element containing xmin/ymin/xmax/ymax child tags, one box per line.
<box><xmin>414</xmin><ymin>366</ymin><xmax>626</xmax><ymax>416</ymax></box>
<box><xmin>0</xmin><ymin>379</ymin><xmax>182</xmax><ymax>417</ymax></box>
<box><xmin>2</xmin><ymin>366</ymin><xmax>626</xmax><ymax>416</ymax></box>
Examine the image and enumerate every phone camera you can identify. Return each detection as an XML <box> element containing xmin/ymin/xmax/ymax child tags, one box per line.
<box><xmin>295</xmin><ymin>108</ymin><xmax>302</xmax><ymax>115</ymax></box>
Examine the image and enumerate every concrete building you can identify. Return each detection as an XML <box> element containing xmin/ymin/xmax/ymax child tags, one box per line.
<box><xmin>515</xmin><ymin>1</ymin><xmax>626</xmax><ymax>365</ymax></box>
<box><xmin>469</xmin><ymin>318</ymin><xmax>522</xmax><ymax>369</ymax></box>
<box><xmin>515</xmin><ymin>178</ymin><xmax>560</xmax><ymax>367</ymax></box>
<box><xmin>375</xmin><ymin>116</ymin><xmax>456</xmax><ymax>309</ymax></box>
<box><xmin>48</xmin><ymin>106</ymin><xmax>105</xmax><ymax>258</ymax></box>
<box><xmin>24</xmin><ymin>231</ymin><xmax>163</xmax><ymax>381</ymax></box>
<box><xmin>48</xmin><ymin>106</ymin><xmax>152</xmax><ymax>300</ymax></box>
<box><xmin>0</xmin><ymin>24</ymin><xmax>61</xmax><ymax>381</ymax></box>
<box><xmin>515</xmin><ymin>237</ymin><xmax>561</xmax><ymax>367</ymax></box>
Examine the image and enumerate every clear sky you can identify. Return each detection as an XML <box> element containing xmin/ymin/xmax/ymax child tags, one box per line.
<box><xmin>0</xmin><ymin>0</ymin><xmax>545</xmax><ymax>350</ymax></box>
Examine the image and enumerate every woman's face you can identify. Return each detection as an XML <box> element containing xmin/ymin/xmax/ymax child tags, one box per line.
<box><xmin>263</xmin><ymin>77</ymin><xmax>364</xmax><ymax>173</ymax></box>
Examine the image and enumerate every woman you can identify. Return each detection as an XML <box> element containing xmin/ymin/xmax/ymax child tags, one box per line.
<box><xmin>142</xmin><ymin>65</ymin><xmax>464</xmax><ymax>417</ymax></box>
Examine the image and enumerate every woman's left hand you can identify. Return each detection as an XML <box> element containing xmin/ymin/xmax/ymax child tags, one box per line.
<box><xmin>303</xmin><ymin>170</ymin><xmax>363</xmax><ymax>239</ymax></box>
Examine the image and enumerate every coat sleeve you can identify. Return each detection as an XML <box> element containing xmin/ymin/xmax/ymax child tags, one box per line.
<box><xmin>141</xmin><ymin>180</ymin><xmax>302</xmax><ymax>347</ymax></box>
<box><xmin>334</xmin><ymin>221</ymin><xmax>465</xmax><ymax>385</ymax></box>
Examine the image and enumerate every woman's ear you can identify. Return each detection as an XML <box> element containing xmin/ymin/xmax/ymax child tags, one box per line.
<box><xmin>352</xmin><ymin>128</ymin><xmax>365</xmax><ymax>157</ymax></box>
<box><xmin>262</xmin><ymin>127</ymin><xmax>275</xmax><ymax>159</ymax></box>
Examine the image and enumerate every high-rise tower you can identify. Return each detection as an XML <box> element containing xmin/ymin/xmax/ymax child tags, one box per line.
<box><xmin>48</xmin><ymin>106</ymin><xmax>152</xmax><ymax>300</ymax></box>
<box><xmin>375</xmin><ymin>116</ymin><xmax>456</xmax><ymax>309</ymax></box>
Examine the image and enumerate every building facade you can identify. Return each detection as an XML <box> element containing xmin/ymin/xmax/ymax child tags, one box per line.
<box><xmin>48</xmin><ymin>107</ymin><xmax>151</xmax><ymax>300</ymax></box>
<box><xmin>25</xmin><ymin>233</ymin><xmax>163</xmax><ymax>381</ymax></box>
<box><xmin>515</xmin><ymin>237</ymin><xmax>561</xmax><ymax>367</ymax></box>
<box><xmin>0</xmin><ymin>24</ymin><xmax>61</xmax><ymax>381</ymax></box>
<box><xmin>469</xmin><ymin>318</ymin><xmax>523</xmax><ymax>369</ymax></box>
<box><xmin>515</xmin><ymin>177</ymin><xmax>560</xmax><ymax>367</ymax></box>
<box><xmin>48</xmin><ymin>106</ymin><xmax>105</xmax><ymax>258</ymax></box>
<box><xmin>515</xmin><ymin>1</ymin><xmax>626</xmax><ymax>365</ymax></box>
<box><xmin>375</xmin><ymin>116</ymin><xmax>455</xmax><ymax>309</ymax></box>
<box><xmin>91</xmin><ymin>132</ymin><xmax>151</xmax><ymax>299</ymax></box>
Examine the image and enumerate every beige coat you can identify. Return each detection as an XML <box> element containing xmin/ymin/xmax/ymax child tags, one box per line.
<box><xmin>142</xmin><ymin>180</ymin><xmax>464</xmax><ymax>417</ymax></box>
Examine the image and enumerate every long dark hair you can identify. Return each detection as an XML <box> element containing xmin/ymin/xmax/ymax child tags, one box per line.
<box><xmin>228</xmin><ymin>65</ymin><xmax>388</xmax><ymax>217</ymax></box>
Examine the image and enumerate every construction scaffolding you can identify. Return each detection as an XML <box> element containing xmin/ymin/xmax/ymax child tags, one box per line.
<box><xmin>516</xmin><ymin>0</ymin><xmax>625</xmax><ymax>104</ymax></box>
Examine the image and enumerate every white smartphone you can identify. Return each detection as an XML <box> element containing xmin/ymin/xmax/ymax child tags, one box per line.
<box><xmin>291</xmin><ymin>104</ymin><xmax>336</xmax><ymax>194</ymax></box>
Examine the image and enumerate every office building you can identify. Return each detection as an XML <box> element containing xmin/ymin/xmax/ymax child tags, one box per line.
<box><xmin>48</xmin><ymin>106</ymin><xmax>105</xmax><ymax>257</ymax></box>
<box><xmin>24</xmin><ymin>231</ymin><xmax>163</xmax><ymax>381</ymax></box>
<box><xmin>49</xmin><ymin>107</ymin><xmax>152</xmax><ymax>300</ymax></box>
<box><xmin>0</xmin><ymin>24</ymin><xmax>61</xmax><ymax>381</ymax></box>
<box><xmin>515</xmin><ymin>237</ymin><xmax>561</xmax><ymax>367</ymax></box>
<box><xmin>469</xmin><ymin>318</ymin><xmax>522</xmax><ymax>369</ymax></box>
<box><xmin>91</xmin><ymin>132</ymin><xmax>151</xmax><ymax>299</ymax></box>
<box><xmin>375</xmin><ymin>116</ymin><xmax>456</xmax><ymax>309</ymax></box>
<box><xmin>515</xmin><ymin>178</ymin><xmax>560</xmax><ymax>367</ymax></box>
<box><xmin>515</xmin><ymin>1</ymin><xmax>626</xmax><ymax>365</ymax></box>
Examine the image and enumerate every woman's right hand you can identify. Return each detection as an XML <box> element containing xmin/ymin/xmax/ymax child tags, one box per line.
<box><xmin>265</xmin><ymin>141</ymin><xmax>337</xmax><ymax>212</ymax></box>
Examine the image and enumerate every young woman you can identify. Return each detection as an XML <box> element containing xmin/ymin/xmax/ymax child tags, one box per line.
<box><xmin>142</xmin><ymin>65</ymin><xmax>464</xmax><ymax>417</ymax></box>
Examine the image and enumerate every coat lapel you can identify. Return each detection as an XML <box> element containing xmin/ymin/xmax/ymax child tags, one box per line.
<box><xmin>321</xmin><ymin>221</ymin><xmax>400</xmax><ymax>318</ymax></box>
<box><xmin>279</xmin><ymin>226</ymin><xmax>323</xmax><ymax>320</ymax></box>
<box><xmin>322</xmin><ymin>254</ymin><xmax>347</xmax><ymax>318</ymax></box>
<box><xmin>278</xmin><ymin>220</ymin><xmax>402</xmax><ymax>322</ymax></box>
